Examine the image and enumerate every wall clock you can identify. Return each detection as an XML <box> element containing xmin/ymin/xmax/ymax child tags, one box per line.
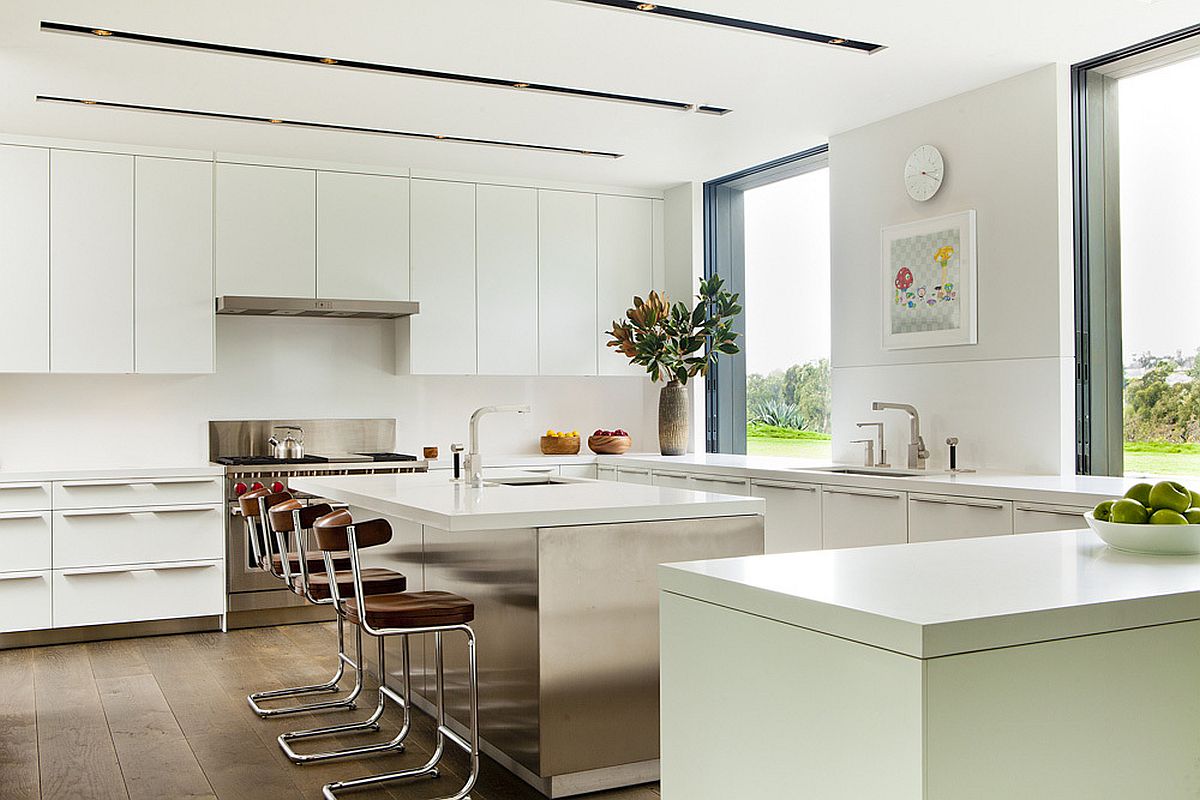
<box><xmin>904</xmin><ymin>144</ymin><xmax>944</xmax><ymax>202</ymax></box>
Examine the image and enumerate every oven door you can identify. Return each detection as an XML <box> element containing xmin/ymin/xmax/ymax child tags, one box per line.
<box><xmin>227</xmin><ymin>506</ymin><xmax>282</xmax><ymax>593</ymax></box>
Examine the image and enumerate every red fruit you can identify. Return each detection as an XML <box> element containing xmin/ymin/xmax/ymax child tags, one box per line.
<box><xmin>593</xmin><ymin>429</ymin><xmax>603</xmax><ymax>437</ymax></box>
<box><xmin>615</xmin><ymin>429</ymin><xmax>628</xmax><ymax>437</ymax></box>
<box><xmin>271</xmin><ymin>481</ymin><xmax>285</xmax><ymax>493</ymax></box>
<box><xmin>234</xmin><ymin>482</ymin><xmax>248</xmax><ymax>496</ymax></box>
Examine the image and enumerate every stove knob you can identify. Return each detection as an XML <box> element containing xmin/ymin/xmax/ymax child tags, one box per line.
<box><xmin>271</xmin><ymin>481</ymin><xmax>285</xmax><ymax>493</ymax></box>
<box><xmin>234</xmin><ymin>482</ymin><xmax>248</xmax><ymax>496</ymax></box>
<box><xmin>250</xmin><ymin>482</ymin><xmax>264</xmax><ymax>491</ymax></box>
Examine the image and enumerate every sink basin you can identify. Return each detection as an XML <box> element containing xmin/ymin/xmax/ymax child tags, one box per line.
<box><xmin>796</xmin><ymin>466</ymin><xmax>927</xmax><ymax>478</ymax></box>
<box><xmin>483</xmin><ymin>476</ymin><xmax>578</xmax><ymax>487</ymax></box>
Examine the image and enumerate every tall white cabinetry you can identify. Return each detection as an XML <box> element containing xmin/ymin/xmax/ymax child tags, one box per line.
<box><xmin>476</xmin><ymin>185</ymin><xmax>538</xmax><ymax>375</ymax></box>
<box><xmin>215</xmin><ymin>162</ymin><xmax>315</xmax><ymax>298</ymax></box>
<box><xmin>50</xmin><ymin>150</ymin><xmax>135</xmax><ymax>373</ymax></box>
<box><xmin>0</xmin><ymin>145</ymin><xmax>49</xmax><ymax>373</ymax></box>
<box><xmin>538</xmin><ymin>190</ymin><xmax>598</xmax><ymax>375</ymax></box>
<box><xmin>597</xmin><ymin>195</ymin><xmax>654</xmax><ymax>376</ymax></box>
<box><xmin>409</xmin><ymin>179</ymin><xmax>476</xmax><ymax>375</ymax></box>
<box><xmin>317</xmin><ymin>171</ymin><xmax>410</xmax><ymax>301</ymax></box>
<box><xmin>135</xmin><ymin>157</ymin><xmax>214</xmax><ymax>373</ymax></box>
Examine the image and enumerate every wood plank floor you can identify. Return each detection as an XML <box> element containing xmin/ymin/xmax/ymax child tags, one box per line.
<box><xmin>0</xmin><ymin>623</ymin><xmax>662</xmax><ymax>800</ymax></box>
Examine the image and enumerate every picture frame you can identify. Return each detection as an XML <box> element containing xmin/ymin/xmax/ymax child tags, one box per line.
<box><xmin>881</xmin><ymin>209</ymin><xmax>977</xmax><ymax>349</ymax></box>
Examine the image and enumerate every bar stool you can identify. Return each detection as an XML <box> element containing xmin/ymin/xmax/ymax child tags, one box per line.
<box><xmin>267</xmin><ymin>498</ymin><xmax>407</xmax><ymax>735</ymax></box>
<box><xmin>306</xmin><ymin>509</ymin><xmax>480</xmax><ymax>800</ymax></box>
<box><xmin>240</xmin><ymin>489</ymin><xmax>352</xmax><ymax>717</ymax></box>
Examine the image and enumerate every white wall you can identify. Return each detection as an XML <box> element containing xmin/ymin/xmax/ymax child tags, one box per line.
<box><xmin>0</xmin><ymin>316</ymin><xmax>658</xmax><ymax>471</ymax></box>
<box><xmin>664</xmin><ymin>180</ymin><xmax>706</xmax><ymax>454</ymax></box>
<box><xmin>829</xmin><ymin>65</ymin><xmax>1075</xmax><ymax>474</ymax></box>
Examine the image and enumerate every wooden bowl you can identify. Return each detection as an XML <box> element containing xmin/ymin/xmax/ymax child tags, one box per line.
<box><xmin>588</xmin><ymin>435</ymin><xmax>632</xmax><ymax>455</ymax></box>
<box><xmin>540</xmin><ymin>436</ymin><xmax>581</xmax><ymax>455</ymax></box>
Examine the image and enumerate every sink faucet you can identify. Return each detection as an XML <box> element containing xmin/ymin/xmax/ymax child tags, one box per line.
<box><xmin>871</xmin><ymin>402</ymin><xmax>929</xmax><ymax>470</ymax></box>
<box><xmin>466</xmin><ymin>405</ymin><xmax>531</xmax><ymax>488</ymax></box>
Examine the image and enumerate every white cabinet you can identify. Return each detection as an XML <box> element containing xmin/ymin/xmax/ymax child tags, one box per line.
<box><xmin>821</xmin><ymin>486</ymin><xmax>908</xmax><ymax>549</ymax></box>
<box><xmin>0</xmin><ymin>482</ymin><xmax>51</xmax><ymax>513</ymax></box>
<box><xmin>215</xmin><ymin>163</ymin><xmax>315</xmax><ymax>298</ymax></box>
<box><xmin>408</xmin><ymin>179</ymin><xmax>476</xmax><ymax>375</ymax></box>
<box><xmin>597</xmin><ymin>465</ymin><xmax>618</xmax><ymax>482</ymax></box>
<box><xmin>135</xmin><ymin>157</ymin><xmax>214</xmax><ymax>373</ymax></box>
<box><xmin>0</xmin><ymin>511</ymin><xmax>51</xmax><ymax>572</ymax></box>
<box><xmin>50</xmin><ymin>149</ymin><xmax>134</xmax><ymax>373</ymax></box>
<box><xmin>560</xmin><ymin>464</ymin><xmax>599</xmax><ymax>480</ymax></box>
<box><xmin>1014</xmin><ymin>503</ymin><xmax>1092</xmax><ymax>534</ymax></box>
<box><xmin>0</xmin><ymin>572</ymin><xmax>52</xmax><ymax>633</ymax></box>
<box><xmin>476</xmin><ymin>184</ymin><xmax>538</xmax><ymax>375</ymax></box>
<box><xmin>688</xmin><ymin>473</ymin><xmax>751</xmax><ymax>495</ymax></box>
<box><xmin>316</xmin><ymin>171</ymin><xmax>409</xmax><ymax>301</ymax></box>
<box><xmin>538</xmin><ymin>190</ymin><xmax>597</xmax><ymax>375</ymax></box>
<box><xmin>53</xmin><ymin>560</ymin><xmax>223</xmax><ymax>628</ymax></box>
<box><xmin>616</xmin><ymin>466</ymin><xmax>653</xmax><ymax>485</ymax></box>
<box><xmin>908</xmin><ymin>493</ymin><xmax>1013</xmax><ymax>543</ymax></box>
<box><xmin>597</xmin><ymin>195</ymin><xmax>653</xmax><ymax>375</ymax></box>
<box><xmin>653</xmin><ymin>470</ymin><xmax>694</xmax><ymax>491</ymax></box>
<box><xmin>751</xmin><ymin>479</ymin><xmax>822</xmax><ymax>553</ymax></box>
<box><xmin>0</xmin><ymin>145</ymin><xmax>50</xmax><ymax>373</ymax></box>
<box><xmin>53</xmin><ymin>505</ymin><xmax>223</xmax><ymax>569</ymax></box>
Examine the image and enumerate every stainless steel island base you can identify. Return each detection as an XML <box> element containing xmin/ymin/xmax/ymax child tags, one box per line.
<box><xmin>358</xmin><ymin>512</ymin><xmax>764</xmax><ymax>797</ymax></box>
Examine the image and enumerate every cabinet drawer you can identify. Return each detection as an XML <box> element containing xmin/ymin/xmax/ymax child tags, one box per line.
<box><xmin>0</xmin><ymin>570</ymin><xmax>52</xmax><ymax>633</ymax></box>
<box><xmin>0</xmin><ymin>482</ymin><xmax>51</xmax><ymax>513</ymax></box>
<box><xmin>821</xmin><ymin>487</ymin><xmax>908</xmax><ymax>549</ymax></box>
<box><xmin>53</xmin><ymin>476</ymin><xmax>222</xmax><ymax>509</ymax></box>
<box><xmin>1014</xmin><ymin>503</ymin><xmax>1091</xmax><ymax>534</ymax></box>
<box><xmin>688</xmin><ymin>474</ymin><xmax>750</xmax><ymax>496</ymax></box>
<box><xmin>53</xmin><ymin>504</ymin><xmax>223</xmax><ymax>568</ymax></box>
<box><xmin>653</xmin><ymin>471</ymin><xmax>694</xmax><ymax>491</ymax></box>
<box><xmin>53</xmin><ymin>560</ymin><xmax>224</xmax><ymax>628</ymax></box>
<box><xmin>616</xmin><ymin>467</ymin><xmax>652</xmax><ymax>485</ymax></box>
<box><xmin>559</xmin><ymin>464</ymin><xmax>598</xmax><ymax>480</ymax></box>
<box><xmin>908</xmin><ymin>494</ymin><xmax>1013</xmax><ymax>543</ymax></box>
<box><xmin>0</xmin><ymin>511</ymin><xmax>52</xmax><ymax>572</ymax></box>
<box><xmin>750</xmin><ymin>480</ymin><xmax>821</xmax><ymax>553</ymax></box>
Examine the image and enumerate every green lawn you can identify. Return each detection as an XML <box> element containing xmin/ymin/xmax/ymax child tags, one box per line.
<box><xmin>746</xmin><ymin>424</ymin><xmax>832</xmax><ymax>459</ymax></box>
<box><xmin>1124</xmin><ymin>441</ymin><xmax>1200</xmax><ymax>477</ymax></box>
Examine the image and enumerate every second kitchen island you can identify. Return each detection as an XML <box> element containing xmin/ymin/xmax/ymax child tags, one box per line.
<box><xmin>290</xmin><ymin>471</ymin><xmax>764</xmax><ymax>798</ymax></box>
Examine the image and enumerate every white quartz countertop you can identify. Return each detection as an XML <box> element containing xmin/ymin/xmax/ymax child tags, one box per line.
<box><xmin>660</xmin><ymin>530</ymin><xmax>1200</xmax><ymax>658</ymax></box>
<box><xmin>291</xmin><ymin>471</ymin><xmax>764</xmax><ymax>532</ymax></box>
<box><xmin>0</xmin><ymin>465</ymin><xmax>224</xmax><ymax>483</ymax></box>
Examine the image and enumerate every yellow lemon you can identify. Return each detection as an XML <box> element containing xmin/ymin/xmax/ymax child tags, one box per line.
<box><xmin>546</xmin><ymin>429</ymin><xmax>554</xmax><ymax>437</ymax></box>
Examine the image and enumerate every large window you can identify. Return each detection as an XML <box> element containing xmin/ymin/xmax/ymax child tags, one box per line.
<box><xmin>1075</xmin><ymin>24</ymin><xmax>1200</xmax><ymax>476</ymax></box>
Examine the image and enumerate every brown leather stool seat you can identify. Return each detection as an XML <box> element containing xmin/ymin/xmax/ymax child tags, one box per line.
<box><xmin>344</xmin><ymin>591</ymin><xmax>475</xmax><ymax>629</ymax></box>
<box><xmin>267</xmin><ymin>550</ymin><xmax>352</xmax><ymax>574</ymax></box>
<box><xmin>292</xmin><ymin>568</ymin><xmax>408</xmax><ymax>601</ymax></box>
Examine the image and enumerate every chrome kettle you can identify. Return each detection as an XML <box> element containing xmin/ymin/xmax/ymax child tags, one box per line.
<box><xmin>267</xmin><ymin>425</ymin><xmax>305</xmax><ymax>460</ymax></box>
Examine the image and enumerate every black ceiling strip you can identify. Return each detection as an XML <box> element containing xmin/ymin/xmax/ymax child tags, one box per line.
<box><xmin>695</xmin><ymin>105</ymin><xmax>731</xmax><ymax>116</ymax></box>
<box><xmin>563</xmin><ymin>1</ymin><xmax>885</xmax><ymax>53</ymax></box>
<box><xmin>34</xmin><ymin>95</ymin><xmax>623</xmax><ymax>158</ymax></box>
<box><xmin>40</xmin><ymin>21</ymin><xmax>718</xmax><ymax>113</ymax></box>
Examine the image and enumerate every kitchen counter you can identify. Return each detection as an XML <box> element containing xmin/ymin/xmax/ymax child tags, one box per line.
<box><xmin>290</xmin><ymin>470</ymin><xmax>763</xmax><ymax>532</ymax></box>
<box><xmin>659</xmin><ymin>531</ymin><xmax>1200</xmax><ymax>800</ymax></box>
<box><xmin>0</xmin><ymin>465</ymin><xmax>224</xmax><ymax>483</ymax></box>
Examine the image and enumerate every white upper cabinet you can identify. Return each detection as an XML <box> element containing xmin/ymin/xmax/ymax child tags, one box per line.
<box><xmin>135</xmin><ymin>157</ymin><xmax>214</xmax><ymax>374</ymax></box>
<box><xmin>538</xmin><ymin>190</ymin><xmax>597</xmax><ymax>376</ymax></box>
<box><xmin>316</xmin><ymin>171</ymin><xmax>410</xmax><ymax>300</ymax></box>
<box><xmin>50</xmin><ymin>149</ymin><xmax>134</xmax><ymax>374</ymax></box>
<box><xmin>597</xmin><ymin>195</ymin><xmax>654</xmax><ymax>376</ymax></box>
<box><xmin>409</xmin><ymin>179</ymin><xmax>476</xmax><ymax>375</ymax></box>
<box><xmin>476</xmin><ymin>184</ymin><xmax>538</xmax><ymax>375</ymax></box>
<box><xmin>215</xmin><ymin>163</ymin><xmax>315</xmax><ymax>298</ymax></box>
<box><xmin>0</xmin><ymin>145</ymin><xmax>49</xmax><ymax>373</ymax></box>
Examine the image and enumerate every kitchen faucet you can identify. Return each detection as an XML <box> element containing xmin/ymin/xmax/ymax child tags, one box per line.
<box><xmin>871</xmin><ymin>402</ymin><xmax>929</xmax><ymax>470</ymax></box>
<box><xmin>466</xmin><ymin>405</ymin><xmax>531</xmax><ymax>488</ymax></box>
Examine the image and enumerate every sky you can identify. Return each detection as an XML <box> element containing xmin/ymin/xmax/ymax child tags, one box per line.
<box><xmin>742</xmin><ymin>168</ymin><xmax>831</xmax><ymax>375</ymax></box>
<box><xmin>1119</xmin><ymin>54</ymin><xmax>1200</xmax><ymax>364</ymax></box>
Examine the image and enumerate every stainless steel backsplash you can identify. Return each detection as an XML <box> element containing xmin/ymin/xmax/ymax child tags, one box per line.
<box><xmin>207</xmin><ymin>418</ymin><xmax>397</xmax><ymax>459</ymax></box>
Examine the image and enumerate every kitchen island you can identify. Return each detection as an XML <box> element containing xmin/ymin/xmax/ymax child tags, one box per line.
<box><xmin>659</xmin><ymin>529</ymin><xmax>1200</xmax><ymax>800</ymax></box>
<box><xmin>291</xmin><ymin>471</ymin><xmax>764</xmax><ymax>798</ymax></box>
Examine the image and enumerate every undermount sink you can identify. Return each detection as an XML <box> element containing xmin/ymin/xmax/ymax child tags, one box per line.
<box><xmin>798</xmin><ymin>466</ymin><xmax>927</xmax><ymax>478</ymax></box>
<box><xmin>483</xmin><ymin>476</ymin><xmax>579</xmax><ymax>487</ymax></box>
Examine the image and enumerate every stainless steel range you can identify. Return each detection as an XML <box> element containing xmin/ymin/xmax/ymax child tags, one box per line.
<box><xmin>210</xmin><ymin>418</ymin><xmax>426</xmax><ymax>626</ymax></box>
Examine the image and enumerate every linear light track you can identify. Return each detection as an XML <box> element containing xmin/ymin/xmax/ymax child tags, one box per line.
<box><xmin>35</xmin><ymin>95</ymin><xmax>623</xmax><ymax>158</ymax></box>
<box><xmin>40</xmin><ymin>21</ymin><xmax>730</xmax><ymax>114</ymax></box>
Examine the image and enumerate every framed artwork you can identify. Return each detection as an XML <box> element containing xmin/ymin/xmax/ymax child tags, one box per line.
<box><xmin>882</xmin><ymin>210</ymin><xmax>977</xmax><ymax>349</ymax></box>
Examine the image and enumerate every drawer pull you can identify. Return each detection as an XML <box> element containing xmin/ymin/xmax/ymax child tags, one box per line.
<box><xmin>0</xmin><ymin>512</ymin><xmax>46</xmax><ymax>521</ymax></box>
<box><xmin>0</xmin><ymin>571</ymin><xmax>45</xmax><ymax>582</ymax></box>
<box><xmin>0</xmin><ymin>483</ymin><xmax>43</xmax><ymax>491</ymax></box>
<box><xmin>62</xmin><ymin>561</ymin><xmax>219</xmax><ymax>577</ymax></box>
<box><xmin>1015</xmin><ymin>506</ymin><xmax>1087</xmax><ymax>517</ymax></box>
<box><xmin>654</xmin><ymin>471</ymin><xmax>691</xmax><ymax>480</ymax></box>
<box><xmin>752</xmin><ymin>480</ymin><xmax>817</xmax><ymax>491</ymax></box>
<box><xmin>60</xmin><ymin>478</ymin><xmax>217</xmax><ymax>489</ymax></box>
<box><xmin>61</xmin><ymin>505</ymin><xmax>218</xmax><ymax>518</ymax></box>
<box><xmin>824</xmin><ymin>488</ymin><xmax>902</xmax><ymax>500</ymax></box>
<box><xmin>618</xmin><ymin>468</ymin><xmax>650</xmax><ymax>475</ymax></box>
<box><xmin>911</xmin><ymin>497</ymin><xmax>1005</xmax><ymax>511</ymax></box>
<box><xmin>690</xmin><ymin>475</ymin><xmax>747</xmax><ymax>485</ymax></box>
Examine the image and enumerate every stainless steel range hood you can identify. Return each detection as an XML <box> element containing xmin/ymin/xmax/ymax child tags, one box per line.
<box><xmin>215</xmin><ymin>296</ymin><xmax>419</xmax><ymax>319</ymax></box>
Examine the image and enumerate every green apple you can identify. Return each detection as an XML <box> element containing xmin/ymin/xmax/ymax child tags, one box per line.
<box><xmin>1190</xmin><ymin>489</ymin><xmax>1200</xmax><ymax>508</ymax></box>
<box><xmin>1093</xmin><ymin>500</ymin><xmax>1115</xmax><ymax>521</ymax></box>
<box><xmin>1150</xmin><ymin>509</ymin><xmax>1189</xmax><ymax>525</ymax></box>
<box><xmin>1125</xmin><ymin>483</ymin><xmax>1153</xmax><ymax>506</ymax></box>
<box><xmin>1148</xmin><ymin>481</ymin><xmax>1192</xmax><ymax>513</ymax></box>
<box><xmin>1111</xmin><ymin>499</ymin><xmax>1150</xmax><ymax>524</ymax></box>
<box><xmin>1186</xmin><ymin>508</ymin><xmax>1200</xmax><ymax>525</ymax></box>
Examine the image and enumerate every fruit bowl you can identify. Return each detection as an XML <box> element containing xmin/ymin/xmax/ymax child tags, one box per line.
<box><xmin>540</xmin><ymin>435</ymin><xmax>580</xmax><ymax>456</ymax></box>
<box><xmin>1085</xmin><ymin>512</ymin><xmax>1200</xmax><ymax>556</ymax></box>
<box><xmin>588</xmin><ymin>435</ymin><xmax>631</xmax><ymax>455</ymax></box>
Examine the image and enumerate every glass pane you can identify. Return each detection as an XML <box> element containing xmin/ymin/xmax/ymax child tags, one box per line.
<box><xmin>1118</xmin><ymin>54</ymin><xmax>1200</xmax><ymax>476</ymax></box>
<box><xmin>742</xmin><ymin>168</ymin><xmax>832</xmax><ymax>459</ymax></box>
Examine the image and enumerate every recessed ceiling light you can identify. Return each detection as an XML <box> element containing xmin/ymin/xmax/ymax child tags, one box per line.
<box><xmin>35</xmin><ymin>95</ymin><xmax>625</xmax><ymax>158</ymax></box>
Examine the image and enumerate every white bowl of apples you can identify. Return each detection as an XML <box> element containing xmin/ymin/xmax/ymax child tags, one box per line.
<box><xmin>1086</xmin><ymin>480</ymin><xmax>1200</xmax><ymax>556</ymax></box>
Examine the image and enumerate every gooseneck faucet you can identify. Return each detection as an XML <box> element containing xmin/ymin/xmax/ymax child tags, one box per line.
<box><xmin>871</xmin><ymin>402</ymin><xmax>929</xmax><ymax>470</ymax></box>
<box><xmin>466</xmin><ymin>405</ymin><xmax>531</xmax><ymax>488</ymax></box>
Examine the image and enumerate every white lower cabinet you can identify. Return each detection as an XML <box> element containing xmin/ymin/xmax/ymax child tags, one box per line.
<box><xmin>616</xmin><ymin>467</ymin><xmax>653</xmax><ymax>485</ymax></box>
<box><xmin>0</xmin><ymin>482</ymin><xmax>51</xmax><ymax>513</ymax></box>
<box><xmin>688</xmin><ymin>473</ymin><xmax>750</xmax><ymax>496</ymax></box>
<box><xmin>0</xmin><ymin>511</ymin><xmax>51</xmax><ymax>572</ymax></box>
<box><xmin>597</xmin><ymin>465</ymin><xmax>618</xmax><ymax>482</ymax></box>
<box><xmin>750</xmin><ymin>479</ymin><xmax>822</xmax><ymax>553</ymax></box>
<box><xmin>1014</xmin><ymin>503</ymin><xmax>1092</xmax><ymax>534</ymax></box>
<box><xmin>0</xmin><ymin>571</ymin><xmax>52</xmax><ymax>633</ymax></box>
<box><xmin>52</xmin><ymin>475</ymin><xmax>222</xmax><ymax>510</ymax></box>
<box><xmin>908</xmin><ymin>494</ymin><xmax>1014</xmax><ymax>543</ymax></box>
<box><xmin>821</xmin><ymin>486</ymin><xmax>908</xmax><ymax>549</ymax></box>
<box><xmin>53</xmin><ymin>504</ymin><xmax>223</xmax><ymax>569</ymax></box>
<box><xmin>53</xmin><ymin>560</ymin><xmax>224</xmax><ymax>628</ymax></box>
<box><xmin>652</xmin><ymin>471</ymin><xmax>694</xmax><ymax>491</ymax></box>
<box><xmin>559</xmin><ymin>464</ymin><xmax>599</xmax><ymax>480</ymax></box>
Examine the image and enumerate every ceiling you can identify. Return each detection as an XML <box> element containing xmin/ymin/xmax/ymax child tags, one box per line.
<box><xmin>1</xmin><ymin>0</ymin><xmax>1198</xmax><ymax>189</ymax></box>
